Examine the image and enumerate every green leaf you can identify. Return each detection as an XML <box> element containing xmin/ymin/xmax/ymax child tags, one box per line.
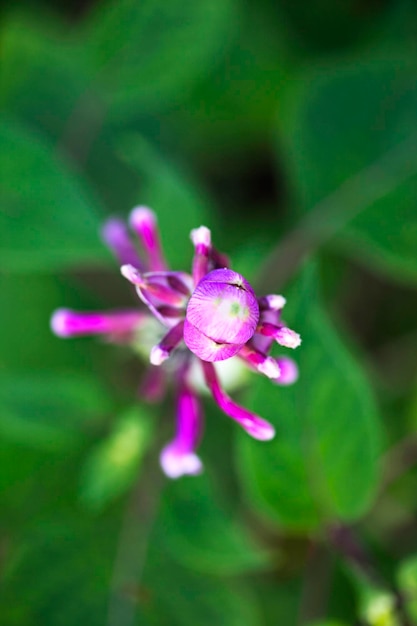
<box><xmin>237</xmin><ymin>266</ymin><xmax>381</xmax><ymax>530</ymax></box>
<box><xmin>117</xmin><ymin>134</ymin><xmax>212</xmax><ymax>268</ymax></box>
<box><xmin>1</xmin><ymin>14</ymin><xmax>90</xmax><ymax>140</ymax></box>
<box><xmin>0</xmin><ymin>371</ymin><xmax>111</xmax><ymax>451</ymax></box>
<box><xmin>79</xmin><ymin>407</ymin><xmax>152</xmax><ymax>509</ymax></box>
<box><xmin>159</xmin><ymin>472</ymin><xmax>271</xmax><ymax>575</ymax></box>
<box><xmin>0</xmin><ymin>119</ymin><xmax>108</xmax><ymax>272</ymax></box>
<box><xmin>83</xmin><ymin>0</ymin><xmax>235</xmax><ymax>117</ymax></box>
<box><xmin>0</xmin><ymin>516</ymin><xmax>118</xmax><ymax>626</ymax></box>
<box><xmin>279</xmin><ymin>54</ymin><xmax>417</xmax><ymax>282</ymax></box>
<box><xmin>142</xmin><ymin>548</ymin><xmax>259</xmax><ymax>626</ymax></box>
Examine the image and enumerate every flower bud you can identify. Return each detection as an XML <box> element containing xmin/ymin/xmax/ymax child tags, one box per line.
<box><xmin>184</xmin><ymin>269</ymin><xmax>259</xmax><ymax>361</ymax></box>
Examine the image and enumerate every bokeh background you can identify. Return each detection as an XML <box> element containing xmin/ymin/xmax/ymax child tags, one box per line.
<box><xmin>1</xmin><ymin>0</ymin><xmax>417</xmax><ymax>624</ymax></box>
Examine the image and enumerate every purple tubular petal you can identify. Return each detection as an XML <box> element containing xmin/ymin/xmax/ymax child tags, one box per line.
<box><xmin>186</xmin><ymin>269</ymin><xmax>259</xmax><ymax>345</ymax></box>
<box><xmin>238</xmin><ymin>345</ymin><xmax>281</xmax><ymax>379</ymax></box>
<box><xmin>150</xmin><ymin>320</ymin><xmax>185</xmax><ymax>365</ymax></box>
<box><xmin>183</xmin><ymin>319</ymin><xmax>243</xmax><ymax>362</ymax></box>
<box><xmin>50</xmin><ymin>309</ymin><xmax>143</xmax><ymax>338</ymax></box>
<box><xmin>201</xmin><ymin>361</ymin><xmax>275</xmax><ymax>441</ymax></box>
<box><xmin>159</xmin><ymin>382</ymin><xmax>203</xmax><ymax>478</ymax></box>
<box><xmin>129</xmin><ymin>206</ymin><xmax>167</xmax><ymax>271</ymax></box>
<box><xmin>256</xmin><ymin>322</ymin><xmax>301</xmax><ymax>349</ymax></box>
<box><xmin>274</xmin><ymin>357</ymin><xmax>299</xmax><ymax>385</ymax></box>
<box><xmin>190</xmin><ymin>226</ymin><xmax>212</xmax><ymax>285</ymax></box>
<box><xmin>101</xmin><ymin>218</ymin><xmax>144</xmax><ymax>268</ymax></box>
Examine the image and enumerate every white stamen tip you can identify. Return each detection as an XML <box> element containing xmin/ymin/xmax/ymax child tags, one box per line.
<box><xmin>190</xmin><ymin>226</ymin><xmax>211</xmax><ymax>248</ymax></box>
<box><xmin>120</xmin><ymin>264</ymin><xmax>141</xmax><ymax>284</ymax></box>
<box><xmin>129</xmin><ymin>206</ymin><xmax>156</xmax><ymax>229</ymax></box>
<box><xmin>150</xmin><ymin>345</ymin><xmax>169</xmax><ymax>366</ymax></box>
<box><xmin>266</xmin><ymin>294</ymin><xmax>286</xmax><ymax>310</ymax></box>
<box><xmin>50</xmin><ymin>309</ymin><xmax>71</xmax><ymax>337</ymax></box>
<box><xmin>258</xmin><ymin>357</ymin><xmax>281</xmax><ymax>379</ymax></box>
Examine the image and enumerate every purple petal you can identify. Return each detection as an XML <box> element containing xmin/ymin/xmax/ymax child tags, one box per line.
<box><xmin>183</xmin><ymin>318</ymin><xmax>243</xmax><ymax>362</ymax></box>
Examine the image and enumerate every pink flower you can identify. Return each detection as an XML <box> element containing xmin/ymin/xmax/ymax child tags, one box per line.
<box><xmin>51</xmin><ymin>207</ymin><xmax>301</xmax><ymax>478</ymax></box>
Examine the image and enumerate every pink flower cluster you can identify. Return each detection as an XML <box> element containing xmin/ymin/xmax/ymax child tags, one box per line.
<box><xmin>51</xmin><ymin>207</ymin><xmax>300</xmax><ymax>478</ymax></box>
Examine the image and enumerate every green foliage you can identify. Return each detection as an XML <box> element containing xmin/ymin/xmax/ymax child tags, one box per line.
<box><xmin>83</xmin><ymin>0</ymin><xmax>235</xmax><ymax>118</ymax></box>
<box><xmin>79</xmin><ymin>407</ymin><xmax>152</xmax><ymax>509</ymax></box>
<box><xmin>0</xmin><ymin>119</ymin><xmax>108</xmax><ymax>272</ymax></box>
<box><xmin>279</xmin><ymin>54</ymin><xmax>417</xmax><ymax>282</ymax></box>
<box><xmin>158</xmin><ymin>472</ymin><xmax>271</xmax><ymax>575</ymax></box>
<box><xmin>238</xmin><ymin>267</ymin><xmax>381</xmax><ymax>529</ymax></box>
<box><xmin>0</xmin><ymin>371</ymin><xmax>111</xmax><ymax>451</ymax></box>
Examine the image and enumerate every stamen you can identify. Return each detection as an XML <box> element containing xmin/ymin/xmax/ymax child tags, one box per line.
<box><xmin>129</xmin><ymin>206</ymin><xmax>167</xmax><ymax>271</ymax></box>
<box><xmin>201</xmin><ymin>361</ymin><xmax>275</xmax><ymax>440</ymax></box>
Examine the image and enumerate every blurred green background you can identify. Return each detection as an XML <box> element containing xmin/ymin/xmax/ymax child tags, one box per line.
<box><xmin>1</xmin><ymin>0</ymin><xmax>417</xmax><ymax>624</ymax></box>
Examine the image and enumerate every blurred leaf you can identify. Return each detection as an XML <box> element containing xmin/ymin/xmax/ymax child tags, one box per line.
<box><xmin>397</xmin><ymin>553</ymin><xmax>417</xmax><ymax>621</ymax></box>
<box><xmin>83</xmin><ymin>0</ymin><xmax>235</xmax><ymax>118</ymax></box>
<box><xmin>0</xmin><ymin>516</ymin><xmax>117</xmax><ymax>626</ymax></box>
<box><xmin>158</xmin><ymin>472</ymin><xmax>271</xmax><ymax>575</ymax></box>
<box><xmin>279</xmin><ymin>55</ymin><xmax>417</xmax><ymax>282</ymax></box>
<box><xmin>79</xmin><ymin>407</ymin><xmax>152</xmax><ymax>509</ymax></box>
<box><xmin>142</xmin><ymin>545</ymin><xmax>259</xmax><ymax>626</ymax></box>
<box><xmin>0</xmin><ymin>118</ymin><xmax>108</xmax><ymax>272</ymax></box>
<box><xmin>237</xmin><ymin>265</ymin><xmax>381</xmax><ymax>530</ymax></box>
<box><xmin>117</xmin><ymin>133</ymin><xmax>212</xmax><ymax>267</ymax></box>
<box><xmin>0</xmin><ymin>371</ymin><xmax>111</xmax><ymax>451</ymax></box>
<box><xmin>1</xmin><ymin>13</ymin><xmax>90</xmax><ymax>140</ymax></box>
